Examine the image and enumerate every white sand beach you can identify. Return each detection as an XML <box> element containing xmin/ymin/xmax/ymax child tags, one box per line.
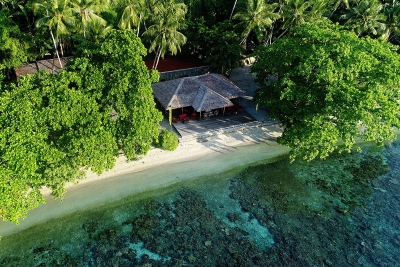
<box><xmin>0</xmin><ymin>67</ymin><xmax>291</xmax><ymax>238</ymax></box>
<box><xmin>0</xmin><ymin>124</ymin><xmax>289</xmax><ymax>238</ymax></box>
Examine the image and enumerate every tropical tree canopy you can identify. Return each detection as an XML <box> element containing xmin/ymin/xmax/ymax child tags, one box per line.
<box><xmin>233</xmin><ymin>0</ymin><xmax>280</xmax><ymax>44</ymax></box>
<box><xmin>32</xmin><ymin>0</ymin><xmax>76</xmax><ymax>40</ymax></box>
<box><xmin>143</xmin><ymin>0</ymin><xmax>187</xmax><ymax>69</ymax></box>
<box><xmin>279</xmin><ymin>0</ymin><xmax>329</xmax><ymax>31</ymax></box>
<box><xmin>69</xmin><ymin>29</ymin><xmax>163</xmax><ymax>159</ymax></box>
<box><xmin>117</xmin><ymin>0</ymin><xmax>145</xmax><ymax>34</ymax></box>
<box><xmin>0</xmin><ymin>30</ymin><xmax>162</xmax><ymax>223</ymax></box>
<box><xmin>383</xmin><ymin>0</ymin><xmax>400</xmax><ymax>41</ymax></box>
<box><xmin>0</xmin><ymin>10</ymin><xmax>27</xmax><ymax>76</ymax></box>
<box><xmin>340</xmin><ymin>0</ymin><xmax>387</xmax><ymax>37</ymax></box>
<box><xmin>203</xmin><ymin>20</ymin><xmax>245</xmax><ymax>75</ymax></box>
<box><xmin>252</xmin><ymin>22</ymin><xmax>400</xmax><ymax>161</ymax></box>
<box><xmin>70</xmin><ymin>0</ymin><xmax>109</xmax><ymax>38</ymax></box>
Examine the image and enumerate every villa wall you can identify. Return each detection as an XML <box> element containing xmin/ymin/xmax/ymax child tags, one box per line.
<box><xmin>159</xmin><ymin>66</ymin><xmax>212</xmax><ymax>81</ymax></box>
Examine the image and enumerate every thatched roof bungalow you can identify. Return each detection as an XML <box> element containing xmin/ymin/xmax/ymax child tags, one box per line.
<box><xmin>152</xmin><ymin>73</ymin><xmax>245</xmax><ymax>112</ymax></box>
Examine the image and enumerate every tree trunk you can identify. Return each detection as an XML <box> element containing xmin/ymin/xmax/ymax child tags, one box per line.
<box><xmin>137</xmin><ymin>13</ymin><xmax>142</xmax><ymax>37</ymax></box>
<box><xmin>277</xmin><ymin>28</ymin><xmax>288</xmax><ymax>39</ymax></box>
<box><xmin>229</xmin><ymin>0</ymin><xmax>238</xmax><ymax>20</ymax></box>
<box><xmin>153</xmin><ymin>46</ymin><xmax>161</xmax><ymax>70</ymax></box>
<box><xmin>152</xmin><ymin>47</ymin><xmax>158</xmax><ymax>69</ymax></box>
<box><xmin>51</xmin><ymin>52</ymin><xmax>56</xmax><ymax>74</ymax></box>
<box><xmin>266</xmin><ymin>23</ymin><xmax>275</xmax><ymax>45</ymax></box>
<box><xmin>144</xmin><ymin>20</ymin><xmax>148</xmax><ymax>31</ymax></box>
<box><xmin>240</xmin><ymin>31</ymin><xmax>251</xmax><ymax>45</ymax></box>
<box><xmin>59</xmin><ymin>39</ymin><xmax>64</xmax><ymax>56</ymax></box>
<box><xmin>49</xmin><ymin>28</ymin><xmax>63</xmax><ymax>69</ymax></box>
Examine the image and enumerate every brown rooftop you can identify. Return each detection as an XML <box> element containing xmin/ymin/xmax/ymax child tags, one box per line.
<box><xmin>152</xmin><ymin>73</ymin><xmax>245</xmax><ymax>112</ymax></box>
<box><xmin>14</xmin><ymin>57</ymin><xmax>72</xmax><ymax>79</ymax></box>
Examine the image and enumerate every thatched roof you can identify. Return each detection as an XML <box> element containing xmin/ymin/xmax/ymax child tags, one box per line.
<box><xmin>192</xmin><ymin>85</ymin><xmax>234</xmax><ymax>112</ymax></box>
<box><xmin>14</xmin><ymin>57</ymin><xmax>71</xmax><ymax>79</ymax></box>
<box><xmin>152</xmin><ymin>73</ymin><xmax>244</xmax><ymax>111</ymax></box>
<box><xmin>196</xmin><ymin>74</ymin><xmax>245</xmax><ymax>99</ymax></box>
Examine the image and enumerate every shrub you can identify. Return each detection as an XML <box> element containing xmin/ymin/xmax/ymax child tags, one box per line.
<box><xmin>156</xmin><ymin>129</ymin><xmax>179</xmax><ymax>151</ymax></box>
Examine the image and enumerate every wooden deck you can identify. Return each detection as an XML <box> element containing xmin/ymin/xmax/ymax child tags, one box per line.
<box><xmin>172</xmin><ymin>111</ymin><xmax>257</xmax><ymax>138</ymax></box>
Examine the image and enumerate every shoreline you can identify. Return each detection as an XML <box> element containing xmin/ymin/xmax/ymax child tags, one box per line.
<box><xmin>0</xmin><ymin>124</ymin><xmax>289</xmax><ymax>238</ymax></box>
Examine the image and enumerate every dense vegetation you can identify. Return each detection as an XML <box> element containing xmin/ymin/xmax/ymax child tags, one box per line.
<box><xmin>0</xmin><ymin>30</ymin><xmax>163</xmax><ymax>223</ymax></box>
<box><xmin>252</xmin><ymin>22</ymin><xmax>400</xmax><ymax>161</ymax></box>
<box><xmin>2</xmin><ymin>0</ymin><xmax>400</xmax><ymax>79</ymax></box>
<box><xmin>1</xmin><ymin>0</ymin><xmax>400</xmax><ymax>222</ymax></box>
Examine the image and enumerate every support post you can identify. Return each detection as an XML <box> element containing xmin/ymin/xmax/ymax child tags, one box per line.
<box><xmin>169</xmin><ymin>106</ymin><xmax>172</xmax><ymax>125</ymax></box>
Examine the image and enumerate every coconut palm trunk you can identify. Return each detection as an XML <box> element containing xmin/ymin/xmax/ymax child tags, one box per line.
<box><xmin>153</xmin><ymin>46</ymin><xmax>161</xmax><ymax>69</ymax></box>
<box><xmin>49</xmin><ymin>27</ymin><xmax>63</xmax><ymax>69</ymax></box>
<box><xmin>137</xmin><ymin>13</ymin><xmax>142</xmax><ymax>37</ymax></box>
<box><xmin>240</xmin><ymin>30</ymin><xmax>251</xmax><ymax>45</ymax></box>
<box><xmin>230</xmin><ymin>0</ymin><xmax>238</xmax><ymax>20</ymax></box>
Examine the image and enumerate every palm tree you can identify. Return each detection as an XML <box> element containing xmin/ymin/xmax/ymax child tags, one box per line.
<box><xmin>280</xmin><ymin>0</ymin><xmax>310</xmax><ymax>30</ymax></box>
<box><xmin>233</xmin><ymin>0</ymin><xmax>280</xmax><ymax>45</ymax></box>
<box><xmin>340</xmin><ymin>0</ymin><xmax>387</xmax><ymax>37</ymax></box>
<box><xmin>117</xmin><ymin>0</ymin><xmax>146</xmax><ymax>36</ymax></box>
<box><xmin>276</xmin><ymin>0</ymin><xmax>328</xmax><ymax>38</ymax></box>
<box><xmin>143</xmin><ymin>0</ymin><xmax>187</xmax><ymax>69</ymax></box>
<box><xmin>86</xmin><ymin>17</ymin><xmax>112</xmax><ymax>42</ymax></box>
<box><xmin>383</xmin><ymin>0</ymin><xmax>400</xmax><ymax>41</ymax></box>
<box><xmin>32</xmin><ymin>0</ymin><xmax>76</xmax><ymax>68</ymax></box>
<box><xmin>70</xmin><ymin>0</ymin><xmax>109</xmax><ymax>38</ymax></box>
<box><xmin>143</xmin><ymin>0</ymin><xmax>162</xmax><ymax>14</ymax></box>
<box><xmin>308</xmin><ymin>0</ymin><xmax>329</xmax><ymax>20</ymax></box>
<box><xmin>329</xmin><ymin>0</ymin><xmax>350</xmax><ymax>18</ymax></box>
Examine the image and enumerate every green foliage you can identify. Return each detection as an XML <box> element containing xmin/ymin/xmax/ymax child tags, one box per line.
<box><xmin>68</xmin><ymin>30</ymin><xmax>163</xmax><ymax>159</ymax></box>
<box><xmin>183</xmin><ymin>0</ymin><xmax>234</xmax><ymax>26</ymax></box>
<box><xmin>0</xmin><ymin>10</ymin><xmax>27</xmax><ymax>76</ymax></box>
<box><xmin>0</xmin><ymin>64</ymin><xmax>5</xmax><ymax>83</ymax></box>
<box><xmin>184</xmin><ymin>19</ymin><xmax>244</xmax><ymax>75</ymax></box>
<box><xmin>203</xmin><ymin>21</ymin><xmax>244</xmax><ymax>75</ymax></box>
<box><xmin>233</xmin><ymin>0</ymin><xmax>280</xmax><ymax>44</ymax></box>
<box><xmin>280</xmin><ymin>0</ymin><xmax>328</xmax><ymax>30</ymax></box>
<box><xmin>383</xmin><ymin>0</ymin><xmax>400</xmax><ymax>42</ymax></box>
<box><xmin>0</xmin><ymin>30</ymin><xmax>162</xmax><ymax>223</ymax></box>
<box><xmin>0</xmin><ymin>0</ymin><xmax>23</xmax><ymax>11</ymax></box>
<box><xmin>32</xmin><ymin>0</ymin><xmax>76</xmax><ymax>39</ymax></box>
<box><xmin>143</xmin><ymin>0</ymin><xmax>187</xmax><ymax>69</ymax></box>
<box><xmin>100</xmin><ymin>8</ymin><xmax>119</xmax><ymax>28</ymax></box>
<box><xmin>252</xmin><ymin>22</ymin><xmax>400</xmax><ymax>161</ymax></box>
<box><xmin>70</xmin><ymin>0</ymin><xmax>109</xmax><ymax>38</ymax></box>
<box><xmin>117</xmin><ymin>0</ymin><xmax>144</xmax><ymax>31</ymax></box>
<box><xmin>0</xmin><ymin>70</ymin><xmax>116</xmax><ymax>223</ymax></box>
<box><xmin>340</xmin><ymin>0</ymin><xmax>387</xmax><ymax>37</ymax></box>
<box><xmin>154</xmin><ymin>128</ymin><xmax>179</xmax><ymax>151</ymax></box>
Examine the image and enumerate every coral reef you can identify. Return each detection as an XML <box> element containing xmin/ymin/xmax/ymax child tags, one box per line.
<box><xmin>1</xmin><ymin>141</ymin><xmax>399</xmax><ymax>266</ymax></box>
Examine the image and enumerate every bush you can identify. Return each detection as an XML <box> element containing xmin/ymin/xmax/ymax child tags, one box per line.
<box><xmin>155</xmin><ymin>129</ymin><xmax>179</xmax><ymax>151</ymax></box>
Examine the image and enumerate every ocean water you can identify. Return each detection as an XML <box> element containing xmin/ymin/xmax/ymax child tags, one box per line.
<box><xmin>0</xmin><ymin>140</ymin><xmax>399</xmax><ymax>266</ymax></box>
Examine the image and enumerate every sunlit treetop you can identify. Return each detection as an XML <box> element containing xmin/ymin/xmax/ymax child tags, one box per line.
<box><xmin>252</xmin><ymin>22</ymin><xmax>400</xmax><ymax>161</ymax></box>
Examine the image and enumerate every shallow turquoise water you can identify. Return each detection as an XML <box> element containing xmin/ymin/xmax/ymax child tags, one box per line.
<box><xmin>0</xmin><ymin>140</ymin><xmax>399</xmax><ymax>266</ymax></box>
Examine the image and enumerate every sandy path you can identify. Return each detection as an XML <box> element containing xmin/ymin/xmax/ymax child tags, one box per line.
<box><xmin>0</xmin><ymin>124</ymin><xmax>289</xmax><ymax>238</ymax></box>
